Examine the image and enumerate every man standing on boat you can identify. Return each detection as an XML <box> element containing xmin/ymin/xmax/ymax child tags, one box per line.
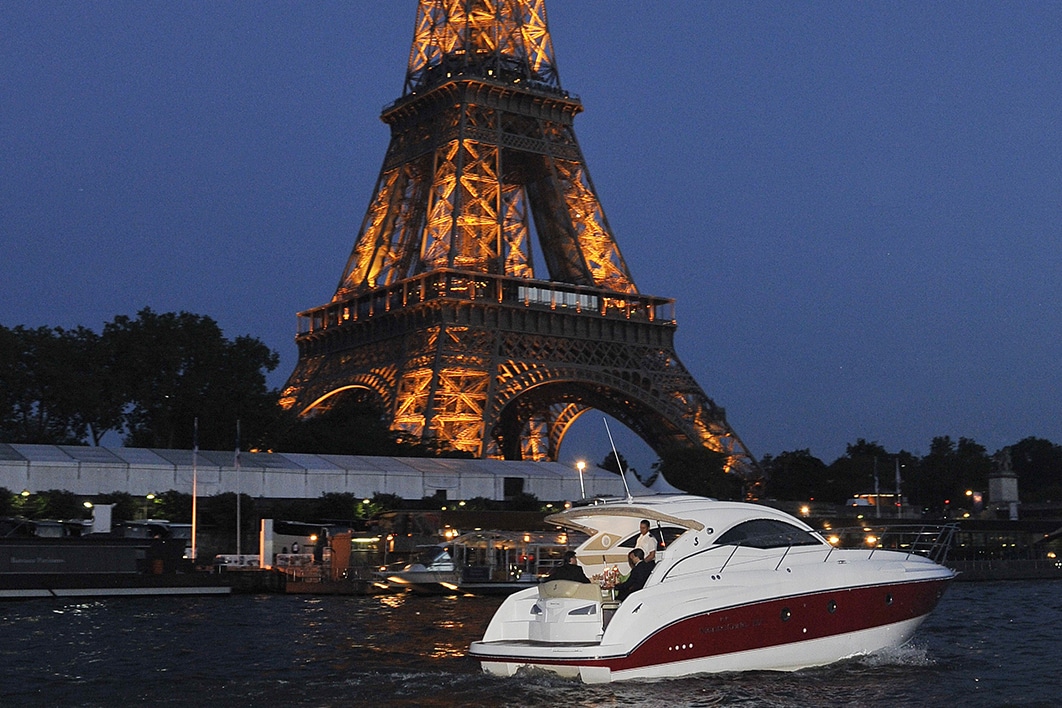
<box><xmin>635</xmin><ymin>520</ymin><xmax>658</xmax><ymax>562</ymax></box>
<box><xmin>546</xmin><ymin>550</ymin><xmax>591</xmax><ymax>583</ymax></box>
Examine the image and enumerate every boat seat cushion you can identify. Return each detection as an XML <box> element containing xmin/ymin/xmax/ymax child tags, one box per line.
<box><xmin>538</xmin><ymin>579</ymin><xmax>603</xmax><ymax>602</ymax></box>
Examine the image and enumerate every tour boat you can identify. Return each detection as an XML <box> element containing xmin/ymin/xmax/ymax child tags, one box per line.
<box><xmin>468</xmin><ymin>495</ymin><xmax>955</xmax><ymax>683</ymax></box>
<box><xmin>382</xmin><ymin>529</ymin><xmax>581</xmax><ymax>595</ymax></box>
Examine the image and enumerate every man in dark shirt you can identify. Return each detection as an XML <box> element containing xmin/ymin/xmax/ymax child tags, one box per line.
<box><xmin>614</xmin><ymin>548</ymin><xmax>654</xmax><ymax>601</ymax></box>
<box><xmin>545</xmin><ymin>550</ymin><xmax>590</xmax><ymax>583</ymax></box>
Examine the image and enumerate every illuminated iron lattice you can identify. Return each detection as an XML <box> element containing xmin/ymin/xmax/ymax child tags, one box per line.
<box><xmin>282</xmin><ymin>0</ymin><xmax>756</xmax><ymax>474</ymax></box>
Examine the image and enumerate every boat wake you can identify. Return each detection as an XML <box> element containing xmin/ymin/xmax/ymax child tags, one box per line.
<box><xmin>858</xmin><ymin>642</ymin><xmax>934</xmax><ymax>668</ymax></box>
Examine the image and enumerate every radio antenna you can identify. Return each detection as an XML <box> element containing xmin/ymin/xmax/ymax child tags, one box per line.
<box><xmin>603</xmin><ymin>419</ymin><xmax>634</xmax><ymax>503</ymax></box>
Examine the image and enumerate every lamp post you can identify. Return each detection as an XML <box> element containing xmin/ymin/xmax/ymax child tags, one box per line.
<box><xmin>895</xmin><ymin>458</ymin><xmax>903</xmax><ymax>518</ymax></box>
<box><xmin>576</xmin><ymin>460</ymin><xmax>586</xmax><ymax>499</ymax></box>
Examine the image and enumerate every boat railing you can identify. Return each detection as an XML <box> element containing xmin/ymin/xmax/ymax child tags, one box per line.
<box><xmin>687</xmin><ymin>524</ymin><xmax>957</xmax><ymax>576</ymax></box>
<box><xmin>821</xmin><ymin>523</ymin><xmax>959</xmax><ymax>564</ymax></box>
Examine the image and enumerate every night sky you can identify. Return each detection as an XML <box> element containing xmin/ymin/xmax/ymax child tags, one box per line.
<box><xmin>3</xmin><ymin>2</ymin><xmax>1060</xmax><ymax>472</ymax></box>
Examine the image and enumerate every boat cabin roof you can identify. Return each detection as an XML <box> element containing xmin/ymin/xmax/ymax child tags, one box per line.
<box><xmin>545</xmin><ymin>495</ymin><xmax>817</xmax><ymax>540</ymax></box>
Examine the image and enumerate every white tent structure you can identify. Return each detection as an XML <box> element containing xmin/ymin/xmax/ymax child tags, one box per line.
<box><xmin>0</xmin><ymin>443</ymin><xmax>644</xmax><ymax>502</ymax></box>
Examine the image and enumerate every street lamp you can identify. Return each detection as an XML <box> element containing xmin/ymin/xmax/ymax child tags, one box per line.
<box><xmin>576</xmin><ymin>460</ymin><xmax>586</xmax><ymax>499</ymax></box>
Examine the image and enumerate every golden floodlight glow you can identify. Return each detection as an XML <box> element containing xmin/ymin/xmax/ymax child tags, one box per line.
<box><xmin>865</xmin><ymin>535</ymin><xmax>878</xmax><ymax>546</ymax></box>
<box><xmin>282</xmin><ymin>0</ymin><xmax>758</xmax><ymax>474</ymax></box>
<box><xmin>828</xmin><ymin>535</ymin><xmax>840</xmax><ymax>545</ymax></box>
<box><xmin>799</xmin><ymin>505</ymin><xmax>810</xmax><ymax>517</ymax></box>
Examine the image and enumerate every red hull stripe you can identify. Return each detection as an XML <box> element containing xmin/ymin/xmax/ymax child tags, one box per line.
<box><xmin>479</xmin><ymin>578</ymin><xmax>951</xmax><ymax>672</ymax></box>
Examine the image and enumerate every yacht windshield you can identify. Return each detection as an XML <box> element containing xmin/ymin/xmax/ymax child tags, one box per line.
<box><xmin>715</xmin><ymin>519</ymin><xmax>823</xmax><ymax>549</ymax></box>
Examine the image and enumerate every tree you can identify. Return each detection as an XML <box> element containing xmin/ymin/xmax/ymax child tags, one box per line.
<box><xmin>598</xmin><ymin>451</ymin><xmax>630</xmax><ymax>477</ymax></box>
<box><xmin>43</xmin><ymin>326</ymin><xmax>125</xmax><ymax>445</ymax></box>
<box><xmin>104</xmin><ymin>308</ymin><xmax>280</xmax><ymax>450</ymax></box>
<box><xmin>0</xmin><ymin>325</ymin><xmax>87</xmax><ymax>444</ymax></box>
<box><xmin>154</xmin><ymin>491</ymin><xmax>192</xmax><ymax>523</ymax></box>
<box><xmin>313</xmin><ymin>493</ymin><xmax>359</xmax><ymax>522</ymax></box>
<box><xmin>2</xmin><ymin>311</ymin><xmax>277</xmax><ymax>449</ymax></box>
<box><xmin>762</xmin><ymin>449</ymin><xmax>828</xmax><ymax>501</ymax></box>
<box><xmin>822</xmin><ymin>439</ymin><xmax>891</xmax><ymax>505</ymax></box>
<box><xmin>95</xmin><ymin>492</ymin><xmax>141</xmax><ymax>523</ymax></box>
<box><xmin>201</xmin><ymin>492</ymin><xmax>257</xmax><ymax>552</ymax></box>
<box><xmin>908</xmin><ymin>436</ymin><xmax>991</xmax><ymax>511</ymax></box>
<box><xmin>35</xmin><ymin>490</ymin><xmax>86</xmax><ymax>520</ymax></box>
<box><xmin>1006</xmin><ymin>437</ymin><xmax>1062</xmax><ymax>503</ymax></box>
<box><xmin>653</xmin><ymin>446</ymin><xmax>742</xmax><ymax>500</ymax></box>
<box><xmin>0</xmin><ymin>487</ymin><xmax>15</xmax><ymax>517</ymax></box>
<box><xmin>507</xmin><ymin>491</ymin><xmax>542</xmax><ymax>511</ymax></box>
<box><xmin>0</xmin><ymin>325</ymin><xmax>25</xmax><ymax>440</ymax></box>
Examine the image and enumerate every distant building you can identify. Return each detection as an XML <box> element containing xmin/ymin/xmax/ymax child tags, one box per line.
<box><xmin>0</xmin><ymin>443</ymin><xmax>631</xmax><ymax>503</ymax></box>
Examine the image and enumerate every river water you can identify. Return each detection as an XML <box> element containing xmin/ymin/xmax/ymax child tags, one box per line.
<box><xmin>1</xmin><ymin>580</ymin><xmax>1058</xmax><ymax>707</ymax></box>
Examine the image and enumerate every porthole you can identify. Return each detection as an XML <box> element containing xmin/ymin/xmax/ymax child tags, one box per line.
<box><xmin>780</xmin><ymin>607</ymin><xmax>792</xmax><ymax>622</ymax></box>
<box><xmin>885</xmin><ymin>593</ymin><xmax>893</xmax><ymax>606</ymax></box>
<box><xmin>827</xmin><ymin>600</ymin><xmax>837</xmax><ymax>614</ymax></box>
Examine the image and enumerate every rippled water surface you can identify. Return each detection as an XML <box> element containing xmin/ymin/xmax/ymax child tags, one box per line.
<box><xmin>2</xmin><ymin>580</ymin><xmax>1058</xmax><ymax>707</ymax></box>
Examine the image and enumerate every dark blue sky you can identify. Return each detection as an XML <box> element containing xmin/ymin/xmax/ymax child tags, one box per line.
<box><xmin>3</xmin><ymin>2</ymin><xmax>1060</xmax><ymax>470</ymax></box>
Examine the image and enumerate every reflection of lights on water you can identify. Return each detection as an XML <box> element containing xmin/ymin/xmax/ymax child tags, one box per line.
<box><xmin>429</xmin><ymin>644</ymin><xmax>467</xmax><ymax>659</ymax></box>
<box><xmin>378</xmin><ymin>594</ymin><xmax>407</xmax><ymax>609</ymax></box>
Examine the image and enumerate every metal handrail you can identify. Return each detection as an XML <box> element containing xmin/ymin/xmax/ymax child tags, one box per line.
<box><xmin>822</xmin><ymin>523</ymin><xmax>958</xmax><ymax>564</ymax></box>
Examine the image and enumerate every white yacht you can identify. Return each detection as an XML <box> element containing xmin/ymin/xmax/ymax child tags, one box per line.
<box><xmin>468</xmin><ymin>495</ymin><xmax>955</xmax><ymax>683</ymax></box>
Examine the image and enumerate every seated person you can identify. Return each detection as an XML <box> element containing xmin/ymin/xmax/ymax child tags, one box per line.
<box><xmin>545</xmin><ymin>550</ymin><xmax>590</xmax><ymax>583</ymax></box>
<box><xmin>614</xmin><ymin>548</ymin><xmax>654</xmax><ymax>601</ymax></box>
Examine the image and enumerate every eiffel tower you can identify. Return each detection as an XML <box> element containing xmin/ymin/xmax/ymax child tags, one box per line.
<box><xmin>282</xmin><ymin>0</ymin><xmax>755</xmax><ymax>473</ymax></box>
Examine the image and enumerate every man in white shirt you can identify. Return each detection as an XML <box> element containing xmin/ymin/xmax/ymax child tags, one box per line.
<box><xmin>635</xmin><ymin>519</ymin><xmax>657</xmax><ymax>562</ymax></box>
